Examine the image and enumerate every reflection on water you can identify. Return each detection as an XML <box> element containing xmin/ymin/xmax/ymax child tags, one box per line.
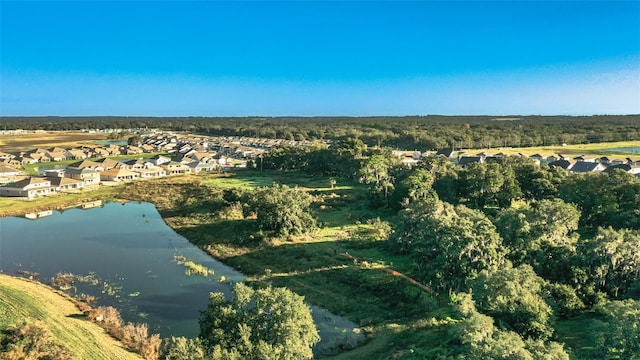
<box><xmin>0</xmin><ymin>202</ymin><xmax>364</xmax><ymax>352</ymax></box>
<box><xmin>0</xmin><ymin>202</ymin><xmax>243</xmax><ymax>337</ymax></box>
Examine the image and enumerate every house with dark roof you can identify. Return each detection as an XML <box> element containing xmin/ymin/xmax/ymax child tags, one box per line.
<box><xmin>458</xmin><ymin>156</ymin><xmax>484</xmax><ymax>168</ymax></box>
<box><xmin>0</xmin><ymin>177</ymin><xmax>56</xmax><ymax>198</ymax></box>
<box><xmin>569</xmin><ymin>162</ymin><xmax>605</xmax><ymax>173</ymax></box>
<box><xmin>435</xmin><ymin>148</ymin><xmax>456</xmax><ymax>158</ymax></box>
<box><xmin>604</xmin><ymin>164</ymin><xmax>632</xmax><ymax>173</ymax></box>
<box><xmin>548</xmin><ymin>159</ymin><xmax>573</xmax><ymax>170</ymax></box>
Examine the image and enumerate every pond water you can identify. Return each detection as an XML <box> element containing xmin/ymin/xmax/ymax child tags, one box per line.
<box><xmin>93</xmin><ymin>140</ymin><xmax>128</xmax><ymax>146</ymax></box>
<box><xmin>604</xmin><ymin>147</ymin><xmax>640</xmax><ymax>154</ymax></box>
<box><xmin>0</xmin><ymin>202</ymin><xmax>364</xmax><ymax>353</ymax></box>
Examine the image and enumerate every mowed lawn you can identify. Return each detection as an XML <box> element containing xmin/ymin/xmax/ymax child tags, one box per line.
<box><xmin>0</xmin><ymin>274</ymin><xmax>142</xmax><ymax>359</ymax></box>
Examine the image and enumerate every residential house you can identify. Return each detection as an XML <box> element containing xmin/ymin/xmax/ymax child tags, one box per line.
<box><xmin>569</xmin><ymin>162</ymin><xmax>605</xmax><ymax>173</ymax></box>
<box><xmin>68</xmin><ymin>159</ymin><xmax>104</xmax><ymax>171</ymax></box>
<box><xmin>48</xmin><ymin>176</ymin><xmax>85</xmax><ymax>191</ymax></box>
<box><xmin>0</xmin><ymin>177</ymin><xmax>56</xmax><ymax>198</ymax></box>
<box><xmin>123</xmin><ymin>145</ymin><xmax>143</xmax><ymax>155</ymax></box>
<box><xmin>13</xmin><ymin>155</ymin><xmax>39</xmax><ymax>165</ymax></box>
<box><xmin>100</xmin><ymin>168</ymin><xmax>140</xmax><ymax>182</ymax></box>
<box><xmin>65</xmin><ymin>167</ymin><xmax>101</xmax><ymax>185</ymax></box>
<box><xmin>529</xmin><ymin>154</ymin><xmax>545</xmax><ymax>164</ymax></box>
<box><xmin>604</xmin><ymin>164</ymin><xmax>632</xmax><ymax>173</ymax></box>
<box><xmin>435</xmin><ymin>148</ymin><xmax>456</xmax><ymax>158</ymax></box>
<box><xmin>161</xmin><ymin>161</ymin><xmax>191</xmax><ymax>175</ymax></box>
<box><xmin>132</xmin><ymin>166</ymin><xmax>166</xmax><ymax>179</ymax></box>
<box><xmin>45</xmin><ymin>151</ymin><xmax>67</xmax><ymax>162</ymax></box>
<box><xmin>458</xmin><ymin>156</ymin><xmax>484</xmax><ymax>168</ymax></box>
<box><xmin>124</xmin><ymin>158</ymin><xmax>155</xmax><ymax>170</ymax></box>
<box><xmin>149</xmin><ymin>154</ymin><xmax>171</xmax><ymax>166</ymax></box>
<box><xmin>0</xmin><ymin>165</ymin><xmax>21</xmax><ymax>178</ymax></box>
<box><xmin>64</xmin><ymin>149</ymin><xmax>87</xmax><ymax>160</ymax></box>
<box><xmin>95</xmin><ymin>158</ymin><xmax>127</xmax><ymax>170</ymax></box>
<box><xmin>187</xmin><ymin>161</ymin><xmax>217</xmax><ymax>174</ymax></box>
<box><xmin>548</xmin><ymin>159</ymin><xmax>573</xmax><ymax>170</ymax></box>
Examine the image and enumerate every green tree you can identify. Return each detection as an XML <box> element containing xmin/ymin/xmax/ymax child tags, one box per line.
<box><xmin>391</xmin><ymin>167</ymin><xmax>438</xmax><ymax>209</ymax></box>
<box><xmin>592</xmin><ymin>299</ymin><xmax>640</xmax><ymax>359</ymax></box>
<box><xmin>127</xmin><ymin>134</ymin><xmax>143</xmax><ymax>146</ymax></box>
<box><xmin>199</xmin><ymin>283</ymin><xmax>320</xmax><ymax>360</ymax></box>
<box><xmin>460</xmin><ymin>162</ymin><xmax>520</xmax><ymax>209</ymax></box>
<box><xmin>582</xmin><ymin>227</ymin><xmax>640</xmax><ymax>298</ymax></box>
<box><xmin>359</xmin><ymin>153</ymin><xmax>395</xmax><ymax>206</ymax></box>
<box><xmin>558</xmin><ymin>171</ymin><xmax>640</xmax><ymax>229</ymax></box>
<box><xmin>391</xmin><ymin>200</ymin><xmax>507</xmax><ymax>292</ymax></box>
<box><xmin>418</xmin><ymin>155</ymin><xmax>460</xmax><ymax>204</ymax></box>
<box><xmin>248</xmin><ymin>184</ymin><xmax>316</xmax><ymax>237</ymax></box>
<box><xmin>449</xmin><ymin>293</ymin><xmax>569</xmax><ymax>359</ymax></box>
<box><xmin>495</xmin><ymin>199</ymin><xmax>580</xmax><ymax>281</ymax></box>
<box><xmin>471</xmin><ymin>265</ymin><xmax>555</xmax><ymax>340</ymax></box>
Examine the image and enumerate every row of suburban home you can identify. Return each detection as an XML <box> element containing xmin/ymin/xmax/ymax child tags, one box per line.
<box><xmin>0</xmin><ymin>150</ymin><xmax>226</xmax><ymax>198</ymax></box>
<box><xmin>425</xmin><ymin>149</ymin><xmax>640</xmax><ymax>174</ymax></box>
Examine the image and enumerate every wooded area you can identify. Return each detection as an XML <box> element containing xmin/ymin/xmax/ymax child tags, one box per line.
<box><xmin>2</xmin><ymin>115</ymin><xmax>639</xmax><ymax>150</ymax></box>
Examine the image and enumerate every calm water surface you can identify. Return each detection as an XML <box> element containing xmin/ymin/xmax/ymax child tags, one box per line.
<box><xmin>0</xmin><ymin>202</ymin><xmax>364</xmax><ymax>352</ymax></box>
<box><xmin>605</xmin><ymin>146</ymin><xmax>640</xmax><ymax>154</ymax></box>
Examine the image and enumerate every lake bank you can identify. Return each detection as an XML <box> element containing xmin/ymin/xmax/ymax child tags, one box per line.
<box><xmin>0</xmin><ymin>273</ymin><xmax>142</xmax><ymax>359</ymax></box>
<box><xmin>1</xmin><ymin>194</ymin><xmax>367</xmax><ymax>355</ymax></box>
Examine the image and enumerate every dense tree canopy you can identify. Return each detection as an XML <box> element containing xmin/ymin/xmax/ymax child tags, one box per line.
<box><xmin>391</xmin><ymin>200</ymin><xmax>507</xmax><ymax>292</ymax></box>
<box><xmin>247</xmin><ymin>184</ymin><xmax>316</xmax><ymax>237</ymax></box>
<box><xmin>199</xmin><ymin>283</ymin><xmax>320</xmax><ymax>360</ymax></box>
<box><xmin>3</xmin><ymin>115</ymin><xmax>639</xmax><ymax>150</ymax></box>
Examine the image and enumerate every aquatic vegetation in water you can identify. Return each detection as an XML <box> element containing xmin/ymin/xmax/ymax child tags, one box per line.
<box><xmin>172</xmin><ymin>254</ymin><xmax>214</xmax><ymax>277</ymax></box>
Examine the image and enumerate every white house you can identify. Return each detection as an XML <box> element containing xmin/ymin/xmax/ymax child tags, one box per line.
<box><xmin>0</xmin><ymin>177</ymin><xmax>56</xmax><ymax>199</ymax></box>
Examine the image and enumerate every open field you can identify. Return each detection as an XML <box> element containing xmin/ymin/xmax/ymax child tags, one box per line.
<box><xmin>0</xmin><ymin>274</ymin><xmax>142</xmax><ymax>359</ymax></box>
<box><xmin>0</xmin><ymin>131</ymin><xmax>111</xmax><ymax>153</ymax></box>
<box><xmin>465</xmin><ymin>140</ymin><xmax>640</xmax><ymax>158</ymax></box>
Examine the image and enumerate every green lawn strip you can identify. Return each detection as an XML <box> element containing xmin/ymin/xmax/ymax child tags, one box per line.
<box><xmin>0</xmin><ymin>275</ymin><xmax>141</xmax><ymax>359</ymax></box>
<box><xmin>0</xmin><ymin>185</ymin><xmax>122</xmax><ymax>217</ymax></box>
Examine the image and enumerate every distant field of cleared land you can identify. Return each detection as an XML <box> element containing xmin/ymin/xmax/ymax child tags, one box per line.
<box><xmin>482</xmin><ymin>140</ymin><xmax>640</xmax><ymax>158</ymax></box>
<box><xmin>0</xmin><ymin>131</ymin><xmax>110</xmax><ymax>153</ymax></box>
<box><xmin>0</xmin><ymin>274</ymin><xmax>141</xmax><ymax>359</ymax></box>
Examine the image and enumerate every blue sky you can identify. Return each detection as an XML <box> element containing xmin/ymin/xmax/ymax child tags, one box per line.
<box><xmin>1</xmin><ymin>1</ymin><xmax>639</xmax><ymax>116</ymax></box>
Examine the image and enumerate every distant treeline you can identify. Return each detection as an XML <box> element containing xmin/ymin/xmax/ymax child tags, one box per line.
<box><xmin>2</xmin><ymin>115</ymin><xmax>639</xmax><ymax>150</ymax></box>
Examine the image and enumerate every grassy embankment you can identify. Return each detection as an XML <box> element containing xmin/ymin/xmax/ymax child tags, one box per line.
<box><xmin>0</xmin><ymin>274</ymin><xmax>141</xmax><ymax>359</ymax></box>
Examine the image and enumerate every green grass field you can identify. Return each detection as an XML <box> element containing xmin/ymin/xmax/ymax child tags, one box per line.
<box><xmin>0</xmin><ymin>274</ymin><xmax>141</xmax><ymax>359</ymax></box>
<box><xmin>468</xmin><ymin>140</ymin><xmax>640</xmax><ymax>158</ymax></box>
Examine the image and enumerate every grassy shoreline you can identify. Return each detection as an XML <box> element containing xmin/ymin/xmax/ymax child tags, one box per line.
<box><xmin>0</xmin><ymin>274</ymin><xmax>142</xmax><ymax>359</ymax></box>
